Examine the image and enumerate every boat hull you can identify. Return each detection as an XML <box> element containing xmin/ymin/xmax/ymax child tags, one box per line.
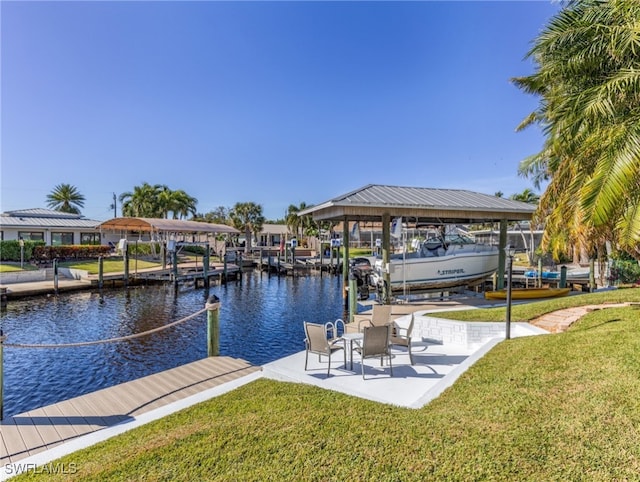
<box><xmin>372</xmin><ymin>250</ymin><xmax>499</xmax><ymax>292</ymax></box>
<box><xmin>484</xmin><ymin>287</ymin><xmax>571</xmax><ymax>300</ymax></box>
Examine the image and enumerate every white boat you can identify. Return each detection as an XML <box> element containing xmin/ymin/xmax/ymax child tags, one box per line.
<box><xmin>369</xmin><ymin>233</ymin><xmax>499</xmax><ymax>292</ymax></box>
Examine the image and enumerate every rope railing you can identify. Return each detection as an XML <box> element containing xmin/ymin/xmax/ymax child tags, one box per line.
<box><xmin>2</xmin><ymin>307</ymin><xmax>207</xmax><ymax>349</ymax></box>
<box><xmin>0</xmin><ymin>295</ymin><xmax>222</xmax><ymax>421</ymax></box>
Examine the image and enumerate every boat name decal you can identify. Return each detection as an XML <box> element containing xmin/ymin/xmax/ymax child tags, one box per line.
<box><xmin>438</xmin><ymin>269</ymin><xmax>465</xmax><ymax>276</ymax></box>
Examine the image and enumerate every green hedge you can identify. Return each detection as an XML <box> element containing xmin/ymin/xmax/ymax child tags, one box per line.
<box><xmin>0</xmin><ymin>240</ymin><xmax>45</xmax><ymax>261</ymax></box>
<box><xmin>32</xmin><ymin>245</ymin><xmax>112</xmax><ymax>262</ymax></box>
<box><xmin>608</xmin><ymin>259</ymin><xmax>640</xmax><ymax>284</ymax></box>
<box><xmin>126</xmin><ymin>242</ymin><xmax>163</xmax><ymax>256</ymax></box>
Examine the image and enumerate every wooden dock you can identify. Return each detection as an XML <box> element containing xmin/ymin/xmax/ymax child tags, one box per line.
<box><xmin>0</xmin><ymin>357</ymin><xmax>261</xmax><ymax>465</ymax></box>
<box><xmin>254</xmin><ymin>256</ymin><xmax>343</xmax><ymax>275</ymax></box>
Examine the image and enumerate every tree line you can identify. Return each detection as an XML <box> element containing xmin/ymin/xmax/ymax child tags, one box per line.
<box><xmin>45</xmin><ymin>182</ymin><xmax>321</xmax><ymax>251</ymax></box>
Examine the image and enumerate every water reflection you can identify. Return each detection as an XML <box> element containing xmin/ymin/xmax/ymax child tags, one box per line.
<box><xmin>0</xmin><ymin>271</ymin><xmax>346</xmax><ymax>417</ymax></box>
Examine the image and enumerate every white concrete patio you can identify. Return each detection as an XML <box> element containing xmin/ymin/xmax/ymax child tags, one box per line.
<box><xmin>263</xmin><ymin>315</ymin><xmax>547</xmax><ymax>409</ymax></box>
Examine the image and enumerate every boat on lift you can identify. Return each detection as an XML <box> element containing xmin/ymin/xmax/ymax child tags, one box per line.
<box><xmin>369</xmin><ymin>232</ymin><xmax>499</xmax><ymax>293</ymax></box>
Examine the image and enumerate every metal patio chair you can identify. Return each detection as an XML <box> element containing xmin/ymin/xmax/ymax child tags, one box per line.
<box><xmin>304</xmin><ymin>321</ymin><xmax>346</xmax><ymax>376</ymax></box>
<box><xmin>357</xmin><ymin>304</ymin><xmax>392</xmax><ymax>332</ymax></box>
<box><xmin>352</xmin><ymin>324</ymin><xmax>393</xmax><ymax>379</ymax></box>
<box><xmin>390</xmin><ymin>313</ymin><xmax>415</xmax><ymax>365</ymax></box>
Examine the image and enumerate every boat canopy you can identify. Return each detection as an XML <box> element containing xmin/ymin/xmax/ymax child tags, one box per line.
<box><xmin>97</xmin><ymin>217</ymin><xmax>240</xmax><ymax>235</ymax></box>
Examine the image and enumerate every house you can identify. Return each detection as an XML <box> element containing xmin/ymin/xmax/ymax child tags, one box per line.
<box><xmin>0</xmin><ymin>208</ymin><xmax>102</xmax><ymax>246</ymax></box>
<box><xmin>257</xmin><ymin>224</ymin><xmax>291</xmax><ymax>247</ymax></box>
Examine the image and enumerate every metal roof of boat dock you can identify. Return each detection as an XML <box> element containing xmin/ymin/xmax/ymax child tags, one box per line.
<box><xmin>298</xmin><ymin>184</ymin><xmax>536</xmax><ymax>223</ymax></box>
<box><xmin>97</xmin><ymin>217</ymin><xmax>240</xmax><ymax>234</ymax></box>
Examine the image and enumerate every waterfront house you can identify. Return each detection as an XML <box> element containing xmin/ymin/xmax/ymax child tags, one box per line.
<box><xmin>0</xmin><ymin>208</ymin><xmax>103</xmax><ymax>246</ymax></box>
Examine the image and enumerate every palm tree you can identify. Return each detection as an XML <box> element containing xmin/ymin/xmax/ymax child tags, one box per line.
<box><xmin>510</xmin><ymin>189</ymin><xmax>540</xmax><ymax>205</ymax></box>
<box><xmin>168</xmin><ymin>190</ymin><xmax>197</xmax><ymax>219</ymax></box>
<box><xmin>285</xmin><ymin>204</ymin><xmax>300</xmax><ymax>238</ymax></box>
<box><xmin>512</xmin><ymin>0</ymin><xmax>640</xmax><ymax>261</ymax></box>
<box><xmin>285</xmin><ymin>202</ymin><xmax>316</xmax><ymax>244</ymax></box>
<box><xmin>156</xmin><ymin>185</ymin><xmax>174</xmax><ymax>218</ymax></box>
<box><xmin>120</xmin><ymin>183</ymin><xmax>199</xmax><ymax>219</ymax></box>
<box><xmin>119</xmin><ymin>183</ymin><xmax>163</xmax><ymax>217</ymax></box>
<box><xmin>46</xmin><ymin>184</ymin><xmax>85</xmax><ymax>214</ymax></box>
<box><xmin>229</xmin><ymin>202</ymin><xmax>265</xmax><ymax>253</ymax></box>
<box><xmin>156</xmin><ymin>186</ymin><xmax>197</xmax><ymax>219</ymax></box>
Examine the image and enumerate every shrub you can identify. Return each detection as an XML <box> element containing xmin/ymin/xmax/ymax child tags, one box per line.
<box><xmin>32</xmin><ymin>245</ymin><xmax>111</xmax><ymax>262</ymax></box>
<box><xmin>0</xmin><ymin>240</ymin><xmax>45</xmax><ymax>261</ymax></box>
<box><xmin>126</xmin><ymin>242</ymin><xmax>162</xmax><ymax>257</ymax></box>
<box><xmin>182</xmin><ymin>245</ymin><xmax>206</xmax><ymax>256</ymax></box>
<box><xmin>608</xmin><ymin>259</ymin><xmax>640</xmax><ymax>285</ymax></box>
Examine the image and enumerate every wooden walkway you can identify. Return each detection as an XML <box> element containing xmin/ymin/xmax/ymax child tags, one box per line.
<box><xmin>0</xmin><ymin>357</ymin><xmax>261</xmax><ymax>465</ymax></box>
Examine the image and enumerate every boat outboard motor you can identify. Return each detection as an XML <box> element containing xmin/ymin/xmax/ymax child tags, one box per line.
<box><xmin>349</xmin><ymin>258</ymin><xmax>371</xmax><ymax>300</ymax></box>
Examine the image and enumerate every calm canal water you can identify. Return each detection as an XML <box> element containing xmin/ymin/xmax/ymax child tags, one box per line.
<box><xmin>0</xmin><ymin>271</ymin><xmax>347</xmax><ymax>418</ymax></box>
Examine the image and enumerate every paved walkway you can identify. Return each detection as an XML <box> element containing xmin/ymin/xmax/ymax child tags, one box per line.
<box><xmin>529</xmin><ymin>303</ymin><xmax>633</xmax><ymax>333</ymax></box>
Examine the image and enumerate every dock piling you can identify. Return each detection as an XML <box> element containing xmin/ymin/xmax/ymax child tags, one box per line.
<box><xmin>53</xmin><ymin>258</ymin><xmax>59</xmax><ymax>294</ymax></box>
<box><xmin>206</xmin><ymin>295</ymin><xmax>220</xmax><ymax>357</ymax></box>
<box><xmin>123</xmin><ymin>245</ymin><xmax>130</xmax><ymax>287</ymax></box>
<box><xmin>348</xmin><ymin>275</ymin><xmax>357</xmax><ymax>322</ymax></box>
<box><xmin>98</xmin><ymin>256</ymin><xmax>104</xmax><ymax>290</ymax></box>
<box><xmin>203</xmin><ymin>244</ymin><xmax>210</xmax><ymax>289</ymax></box>
<box><xmin>172</xmin><ymin>250</ymin><xmax>178</xmax><ymax>287</ymax></box>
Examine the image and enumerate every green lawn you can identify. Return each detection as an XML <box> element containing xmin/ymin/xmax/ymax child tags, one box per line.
<box><xmin>0</xmin><ymin>263</ymin><xmax>38</xmax><ymax>273</ymax></box>
<box><xmin>435</xmin><ymin>288</ymin><xmax>638</xmax><ymax>322</ymax></box>
<box><xmin>58</xmin><ymin>258</ymin><xmax>163</xmax><ymax>274</ymax></box>
<box><xmin>15</xmin><ymin>289</ymin><xmax>640</xmax><ymax>481</ymax></box>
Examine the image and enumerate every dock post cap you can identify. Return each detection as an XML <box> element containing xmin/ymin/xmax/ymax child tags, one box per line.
<box><xmin>206</xmin><ymin>295</ymin><xmax>221</xmax><ymax>311</ymax></box>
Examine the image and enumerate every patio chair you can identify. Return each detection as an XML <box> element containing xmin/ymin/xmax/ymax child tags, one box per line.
<box><xmin>304</xmin><ymin>321</ymin><xmax>346</xmax><ymax>376</ymax></box>
<box><xmin>390</xmin><ymin>313</ymin><xmax>415</xmax><ymax>365</ymax></box>
<box><xmin>353</xmin><ymin>324</ymin><xmax>393</xmax><ymax>379</ymax></box>
<box><xmin>358</xmin><ymin>304</ymin><xmax>392</xmax><ymax>332</ymax></box>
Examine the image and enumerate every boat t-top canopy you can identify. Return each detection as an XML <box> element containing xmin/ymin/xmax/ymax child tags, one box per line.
<box><xmin>97</xmin><ymin>217</ymin><xmax>240</xmax><ymax>235</ymax></box>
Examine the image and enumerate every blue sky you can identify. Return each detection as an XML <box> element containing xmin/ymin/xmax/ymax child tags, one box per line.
<box><xmin>1</xmin><ymin>1</ymin><xmax>559</xmax><ymax>222</ymax></box>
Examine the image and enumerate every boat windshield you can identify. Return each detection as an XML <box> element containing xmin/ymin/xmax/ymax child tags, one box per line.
<box><xmin>443</xmin><ymin>234</ymin><xmax>475</xmax><ymax>245</ymax></box>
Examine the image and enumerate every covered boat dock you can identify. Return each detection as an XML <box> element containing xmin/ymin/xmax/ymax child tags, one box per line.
<box><xmin>95</xmin><ymin>217</ymin><xmax>241</xmax><ymax>287</ymax></box>
<box><xmin>298</xmin><ymin>184</ymin><xmax>537</xmax><ymax>303</ymax></box>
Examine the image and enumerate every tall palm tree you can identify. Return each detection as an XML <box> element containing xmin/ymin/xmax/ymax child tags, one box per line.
<box><xmin>285</xmin><ymin>202</ymin><xmax>316</xmax><ymax>242</ymax></box>
<box><xmin>168</xmin><ymin>190</ymin><xmax>197</xmax><ymax>219</ymax></box>
<box><xmin>285</xmin><ymin>203</ymin><xmax>302</xmax><ymax>239</ymax></box>
<box><xmin>119</xmin><ymin>183</ymin><xmax>163</xmax><ymax>217</ymax></box>
<box><xmin>46</xmin><ymin>184</ymin><xmax>85</xmax><ymax>214</ymax></box>
<box><xmin>512</xmin><ymin>0</ymin><xmax>640</xmax><ymax>260</ymax></box>
<box><xmin>120</xmin><ymin>183</ymin><xmax>199</xmax><ymax>219</ymax></box>
<box><xmin>230</xmin><ymin>202</ymin><xmax>265</xmax><ymax>253</ymax></box>
<box><xmin>156</xmin><ymin>185</ymin><xmax>174</xmax><ymax>219</ymax></box>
